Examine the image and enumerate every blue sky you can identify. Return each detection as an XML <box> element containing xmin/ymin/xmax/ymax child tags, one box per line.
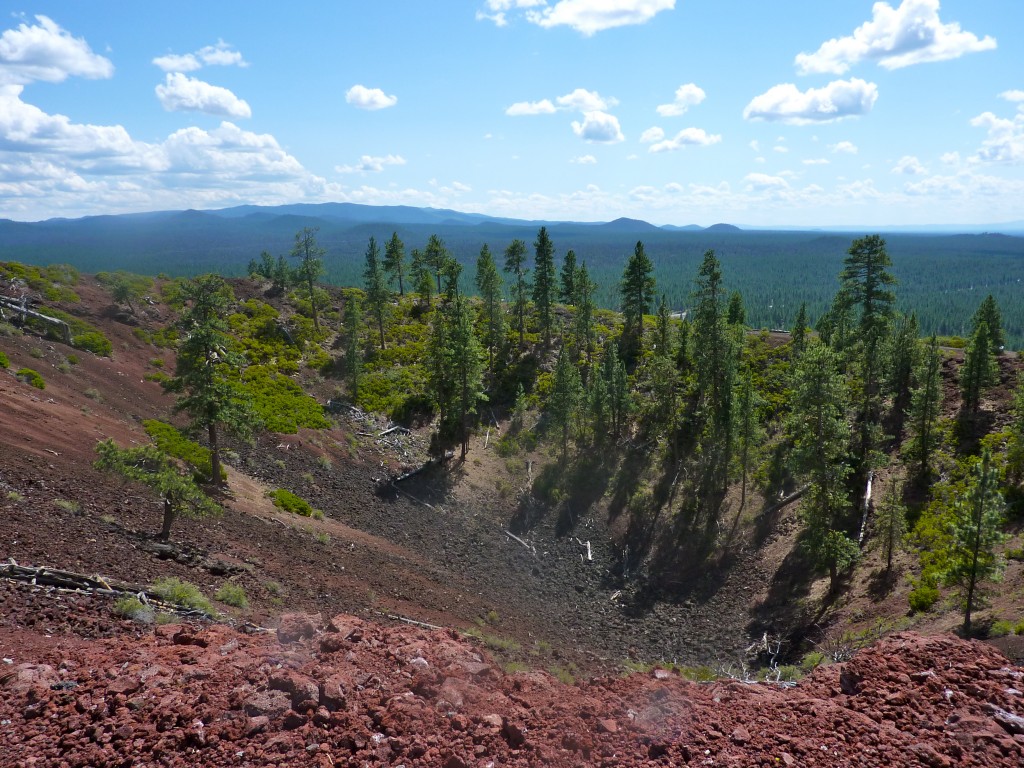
<box><xmin>1</xmin><ymin>1</ymin><xmax>1021</xmax><ymax>227</ymax></box>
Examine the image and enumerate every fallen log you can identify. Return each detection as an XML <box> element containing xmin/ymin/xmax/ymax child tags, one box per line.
<box><xmin>503</xmin><ymin>530</ymin><xmax>537</xmax><ymax>556</ymax></box>
<box><xmin>0</xmin><ymin>297</ymin><xmax>72</xmax><ymax>345</ymax></box>
<box><xmin>756</xmin><ymin>484</ymin><xmax>810</xmax><ymax>519</ymax></box>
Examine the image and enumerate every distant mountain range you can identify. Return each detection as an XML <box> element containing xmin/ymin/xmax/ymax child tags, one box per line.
<box><xmin>1</xmin><ymin>202</ymin><xmax>1022</xmax><ymax>279</ymax></box>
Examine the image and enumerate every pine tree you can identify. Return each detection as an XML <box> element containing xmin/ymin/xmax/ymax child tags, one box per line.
<box><xmin>908</xmin><ymin>336</ymin><xmax>942</xmax><ymax>482</ymax></box>
<box><xmin>838</xmin><ymin>234</ymin><xmax>896</xmax><ymax>469</ymax></box>
<box><xmin>944</xmin><ymin>449</ymin><xmax>1007</xmax><ymax>635</ymax></box>
<box><xmin>601</xmin><ymin>342</ymin><xmax>630</xmax><ymax>440</ymax></box>
<box><xmin>874</xmin><ymin>477</ymin><xmax>907</xmax><ymax>575</ymax></box>
<box><xmin>961</xmin><ymin>320</ymin><xmax>998</xmax><ymax>415</ymax></box>
<box><xmin>791</xmin><ymin>302</ymin><xmax>809</xmax><ymax>357</ymax></box>
<box><xmin>383</xmin><ymin>232</ymin><xmax>407</xmax><ymax>296</ymax></box>
<box><xmin>886</xmin><ymin>312</ymin><xmax>920</xmax><ymax>420</ymax></box>
<box><xmin>424</xmin><ymin>234</ymin><xmax>450</xmax><ymax>294</ymax></box>
<box><xmin>95</xmin><ymin>439</ymin><xmax>220</xmax><ymax>542</ymax></box>
<box><xmin>692</xmin><ymin>249</ymin><xmax>735</xmax><ymax>491</ymax></box>
<box><xmin>559</xmin><ymin>250</ymin><xmax>577</xmax><ymax>304</ymax></box>
<box><xmin>290</xmin><ymin>226</ymin><xmax>326</xmax><ymax>332</ymax></box>
<box><xmin>971</xmin><ymin>294</ymin><xmax>1004</xmax><ymax>352</ymax></box>
<box><xmin>475</xmin><ymin>244</ymin><xmax>505</xmax><ymax>373</ymax></box>
<box><xmin>427</xmin><ymin>294</ymin><xmax>486</xmax><ymax>459</ymax></box>
<box><xmin>726</xmin><ymin>291</ymin><xmax>746</xmax><ymax>327</ymax></box>
<box><xmin>248</xmin><ymin>251</ymin><xmax>292</xmax><ymax>296</ymax></box>
<box><xmin>1008</xmin><ymin>375</ymin><xmax>1024</xmax><ymax>483</ymax></box>
<box><xmin>162</xmin><ymin>274</ymin><xmax>255</xmax><ymax>488</ymax></box>
<box><xmin>572</xmin><ymin>261</ymin><xmax>596</xmax><ymax>366</ymax></box>
<box><xmin>410</xmin><ymin>248</ymin><xmax>434</xmax><ymax>306</ymax></box>
<box><xmin>532</xmin><ymin>226</ymin><xmax>556</xmax><ymax>347</ymax></box>
<box><xmin>503</xmin><ymin>239</ymin><xmax>529</xmax><ymax>348</ymax></box>
<box><xmin>620</xmin><ymin>240</ymin><xmax>655</xmax><ymax>360</ymax></box>
<box><xmin>363</xmin><ymin>236</ymin><xmax>388</xmax><ymax>349</ymax></box>
<box><xmin>343</xmin><ymin>294</ymin><xmax>362</xmax><ymax>400</ymax></box>
<box><xmin>787</xmin><ymin>341</ymin><xmax>856</xmax><ymax>588</ymax></box>
<box><xmin>735</xmin><ymin>367</ymin><xmax>764</xmax><ymax>509</ymax></box>
<box><xmin>549</xmin><ymin>348</ymin><xmax>583</xmax><ymax>462</ymax></box>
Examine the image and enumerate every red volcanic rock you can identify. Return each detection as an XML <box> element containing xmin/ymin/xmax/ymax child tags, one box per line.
<box><xmin>276</xmin><ymin>612</ymin><xmax>319</xmax><ymax>644</ymax></box>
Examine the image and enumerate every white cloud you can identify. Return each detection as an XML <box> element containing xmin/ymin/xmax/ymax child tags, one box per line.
<box><xmin>557</xmin><ymin>88</ymin><xmax>617</xmax><ymax>112</ymax></box>
<box><xmin>795</xmin><ymin>0</ymin><xmax>996</xmax><ymax>75</ymax></box>
<box><xmin>656</xmin><ymin>83</ymin><xmax>705</xmax><ymax>117</ymax></box>
<box><xmin>773</xmin><ymin>145</ymin><xmax>789</xmax><ymax>154</ymax></box>
<box><xmin>155</xmin><ymin>73</ymin><xmax>252</xmax><ymax>118</ymax></box>
<box><xmin>0</xmin><ymin>15</ymin><xmax>113</xmax><ymax>85</ymax></box>
<box><xmin>744</xmin><ymin>79</ymin><xmax>877</xmax><ymax>125</ymax></box>
<box><xmin>744</xmin><ymin>173</ymin><xmax>791</xmax><ymax>192</ymax></box>
<box><xmin>152</xmin><ymin>40</ymin><xmax>247</xmax><ymax>73</ymax></box>
<box><xmin>335</xmin><ymin>154</ymin><xmax>407</xmax><ymax>174</ymax></box>
<box><xmin>830</xmin><ymin>140</ymin><xmax>859</xmax><ymax>154</ymax></box>
<box><xmin>891</xmin><ymin>155</ymin><xmax>926</xmax><ymax>174</ymax></box>
<box><xmin>640</xmin><ymin>126</ymin><xmax>665</xmax><ymax>143</ymax></box>
<box><xmin>0</xmin><ymin>84</ymin><xmax>339</xmax><ymax>218</ymax></box>
<box><xmin>969</xmin><ymin>110</ymin><xmax>1024</xmax><ymax>164</ymax></box>
<box><xmin>803</xmin><ymin>158</ymin><xmax>830</xmax><ymax>165</ymax></box>
<box><xmin>571</xmin><ymin>111</ymin><xmax>624</xmax><ymax>143</ymax></box>
<box><xmin>346</xmin><ymin>85</ymin><xmax>398</xmax><ymax>111</ymax></box>
<box><xmin>999</xmin><ymin>90</ymin><xmax>1024</xmax><ymax>105</ymax></box>
<box><xmin>505</xmin><ymin>99</ymin><xmax>556</xmax><ymax>116</ymax></box>
<box><xmin>940</xmin><ymin>151</ymin><xmax>960</xmax><ymax>165</ymax></box>
<box><xmin>522</xmin><ymin>0</ymin><xmax>675</xmax><ymax>36</ymax></box>
<box><xmin>648</xmin><ymin>128</ymin><xmax>721</xmax><ymax>153</ymax></box>
<box><xmin>476</xmin><ymin>0</ymin><xmax>546</xmax><ymax>26</ymax></box>
<box><xmin>749</xmin><ymin>140</ymin><xmax>760</xmax><ymax>152</ymax></box>
<box><xmin>571</xmin><ymin>154</ymin><xmax>597</xmax><ymax>164</ymax></box>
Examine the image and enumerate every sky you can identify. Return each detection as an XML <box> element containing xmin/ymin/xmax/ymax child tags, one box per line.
<box><xmin>1</xmin><ymin>1</ymin><xmax>1022</xmax><ymax>227</ymax></box>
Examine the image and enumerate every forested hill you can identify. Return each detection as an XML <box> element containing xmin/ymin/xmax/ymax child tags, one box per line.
<box><xmin>2</xmin><ymin>205</ymin><xmax>1023</xmax><ymax>347</ymax></box>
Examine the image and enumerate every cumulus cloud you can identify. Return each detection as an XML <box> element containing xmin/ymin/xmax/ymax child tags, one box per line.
<box><xmin>524</xmin><ymin>0</ymin><xmax>675</xmax><ymax>35</ymax></box>
<box><xmin>795</xmin><ymin>0</ymin><xmax>996</xmax><ymax>75</ymax></box>
<box><xmin>557</xmin><ymin>88</ymin><xmax>617</xmax><ymax>112</ymax></box>
<box><xmin>507</xmin><ymin>89</ymin><xmax>617</xmax><ymax>118</ymax></box>
<box><xmin>744</xmin><ymin>173</ymin><xmax>791</xmax><ymax>192</ymax></box>
<box><xmin>648</xmin><ymin>128</ymin><xmax>721</xmax><ymax>153</ymax></box>
<box><xmin>0</xmin><ymin>15</ymin><xmax>113</xmax><ymax>85</ymax></box>
<box><xmin>335</xmin><ymin>154</ymin><xmax>407</xmax><ymax>174</ymax></box>
<box><xmin>656</xmin><ymin>83</ymin><xmax>705</xmax><ymax>117</ymax></box>
<box><xmin>0</xmin><ymin>84</ymin><xmax>338</xmax><ymax>218</ymax></box>
<box><xmin>803</xmin><ymin>158</ymin><xmax>830</xmax><ymax>165</ymax></box>
<box><xmin>155</xmin><ymin>73</ymin><xmax>252</xmax><ymax>118</ymax></box>
<box><xmin>744</xmin><ymin>79</ymin><xmax>878</xmax><ymax>125</ymax></box>
<box><xmin>999</xmin><ymin>90</ymin><xmax>1024</xmax><ymax>105</ymax></box>
<box><xmin>830</xmin><ymin>140</ymin><xmax>859</xmax><ymax>154</ymax></box>
<box><xmin>571</xmin><ymin>111</ymin><xmax>624</xmax><ymax>143</ymax></box>
<box><xmin>571</xmin><ymin>154</ymin><xmax>597</xmax><ymax>164</ymax></box>
<box><xmin>152</xmin><ymin>40</ymin><xmax>247</xmax><ymax>72</ymax></box>
<box><xmin>892</xmin><ymin>155</ymin><xmax>927</xmax><ymax>174</ymax></box>
<box><xmin>505</xmin><ymin>99</ymin><xmax>556</xmax><ymax>116</ymax></box>
<box><xmin>346</xmin><ymin>85</ymin><xmax>398</xmax><ymax>110</ymax></box>
<box><xmin>970</xmin><ymin>110</ymin><xmax>1024</xmax><ymax>164</ymax></box>
<box><xmin>640</xmin><ymin>126</ymin><xmax>665</xmax><ymax>143</ymax></box>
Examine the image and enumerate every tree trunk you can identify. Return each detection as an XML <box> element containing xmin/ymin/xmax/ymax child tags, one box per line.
<box><xmin>209</xmin><ymin>422</ymin><xmax>223</xmax><ymax>486</ymax></box>
<box><xmin>160</xmin><ymin>498</ymin><xmax>177</xmax><ymax>542</ymax></box>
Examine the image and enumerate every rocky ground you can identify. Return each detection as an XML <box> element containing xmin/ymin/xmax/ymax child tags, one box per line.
<box><xmin>2</xmin><ymin>581</ymin><xmax>1023</xmax><ymax>767</ymax></box>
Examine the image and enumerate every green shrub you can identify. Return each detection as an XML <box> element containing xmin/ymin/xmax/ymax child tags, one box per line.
<box><xmin>143</xmin><ymin>420</ymin><xmax>223</xmax><ymax>482</ymax></box>
<box><xmin>908</xmin><ymin>583</ymin><xmax>940</xmax><ymax>613</ymax></box>
<box><xmin>113</xmin><ymin>596</ymin><xmax>154</xmax><ymax>623</ymax></box>
<box><xmin>72</xmin><ymin>330</ymin><xmax>112</xmax><ymax>356</ymax></box>
<box><xmin>238</xmin><ymin>365</ymin><xmax>330</xmax><ymax>433</ymax></box>
<box><xmin>29</xmin><ymin>347</ymin><xmax>43</xmax><ymax>358</ymax></box>
<box><xmin>67</xmin><ymin>354</ymin><xmax>79</xmax><ymax>365</ymax></box>
<box><xmin>989</xmin><ymin>620</ymin><xmax>1014</xmax><ymax>638</ymax></box>
<box><xmin>215</xmin><ymin>583</ymin><xmax>249</xmax><ymax>609</ymax></box>
<box><xmin>800</xmin><ymin>650</ymin><xmax>827</xmax><ymax>672</ymax></box>
<box><xmin>268</xmin><ymin>488</ymin><xmax>316</xmax><ymax>517</ymax></box>
<box><xmin>84</xmin><ymin>387</ymin><xmax>102</xmax><ymax>401</ymax></box>
<box><xmin>150</xmin><ymin>577</ymin><xmax>214</xmax><ymax>616</ymax></box>
<box><xmin>1014</xmin><ymin>619</ymin><xmax>1024</xmax><ymax>635</ymax></box>
<box><xmin>53</xmin><ymin>499</ymin><xmax>81</xmax><ymax>514</ymax></box>
<box><xmin>0</xmin><ymin>350</ymin><xmax>8</xmax><ymax>368</ymax></box>
<box><xmin>16</xmin><ymin>367</ymin><xmax>45</xmax><ymax>389</ymax></box>
<box><xmin>143</xmin><ymin>371</ymin><xmax>170</xmax><ymax>384</ymax></box>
